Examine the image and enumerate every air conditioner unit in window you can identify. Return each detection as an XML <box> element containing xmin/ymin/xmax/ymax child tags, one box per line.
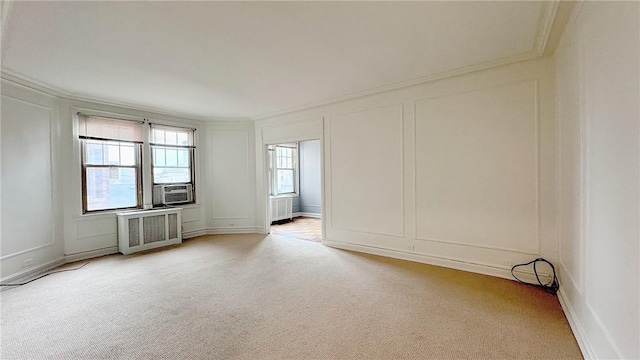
<box><xmin>153</xmin><ymin>184</ymin><xmax>193</xmax><ymax>205</ymax></box>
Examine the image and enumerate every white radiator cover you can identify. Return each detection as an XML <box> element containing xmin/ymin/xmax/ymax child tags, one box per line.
<box><xmin>117</xmin><ymin>208</ymin><xmax>182</xmax><ymax>255</ymax></box>
<box><xmin>270</xmin><ymin>196</ymin><xmax>293</xmax><ymax>222</ymax></box>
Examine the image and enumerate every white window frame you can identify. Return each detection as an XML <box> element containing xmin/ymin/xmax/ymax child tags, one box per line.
<box><xmin>78</xmin><ymin>115</ymin><xmax>145</xmax><ymax>213</ymax></box>
<box><xmin>150</xmin><ymin>124</ymin><xmax>196</xmax><ymax>204</ymax></box>
<box><xmin>269</xmin><ymin>143</ymin><xmax>298</xmax><ymax>196</ymax></box>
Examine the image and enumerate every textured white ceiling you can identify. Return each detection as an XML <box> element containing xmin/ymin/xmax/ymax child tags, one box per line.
<box><xmin>1</xmin><ymin>1</ymin><xmax>546</xmax><ymax>119</ymax></box>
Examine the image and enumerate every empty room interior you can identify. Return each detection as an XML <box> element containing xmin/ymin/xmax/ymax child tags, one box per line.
<box><xmin>1</xmin><ymin>1</ymin><xmax>638</xmax><ymax>359</ymax></box>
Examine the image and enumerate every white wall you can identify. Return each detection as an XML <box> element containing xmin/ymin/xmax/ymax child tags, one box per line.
<box><xmin>0</xmin><ymin>76</ymin><xmax>259</xmax><ymax>279</ymax></box>
<box><xmin>555</xmin><ymin>2</ymin><xmax>639</xmax><ymax>359</ymax></box>
<box><xmin>255</xmin><ymin>58</ymin><xmax>557</xmax><ymax>280</ymax></box>
<box><xmin>58</xmin><ymin>98</ymin><xmax>208</xmax><ymax>260</ymax></box>
<box><xmin>299</xmin><ymin>139</ymin><xmax>321</xmax><ymax>215</ymax></box>
<box><xmin>205</xmin><ymin>121</ymin><xmax>259</xmax><ymax>234</ymax></box>
<box><xmin>256</xmin><ymin>117</ymin><xmax>324</xmax><ymax>230</ymax></box>
<box><xmin>1</xmin><ymin>79</ymin><xmax>65</xmax><ymax>281</ymax></box>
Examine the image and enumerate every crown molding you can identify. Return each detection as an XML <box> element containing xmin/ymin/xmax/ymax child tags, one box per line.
<box><xmin>2</xmin><ymin>2</ymin><xmax>560</xmax><ymax>123</ymax></box>
<box><xmin>1</xmin><ymin>0</ymin><xmax>14</xmax><ymax>38</ymax></box>
<box><xmin>555</xmin><ymin>1</ymin><xmax>584</xmax><ymax>55</ymax></box>
<box><xmin>251</xmin><ymin>51</ymin><xmax>537</xmax><ymax>121</ymax></box>
<box><xmin>0</xmin><ymin>69</ymin><xmax>250</xmax><ymax>123</ymax></box>
<box><xmin>533</xmin><ymin>1</ymin><xmax>560</xmax><ymax>56</ymax></box>
<box><xmin>252</xmin><ymin>2</ymin><xmax>560</xmax><ymax>121</ymax></box>
<box><xmin>1</xmin><ymin>68</ymin><xmax>70</xmax><ymax>98</ymax></box>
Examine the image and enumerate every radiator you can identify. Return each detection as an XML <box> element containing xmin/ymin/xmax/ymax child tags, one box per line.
<box><xmin>116</xmin><ymin>208</ymin><xmax>182</xmax><ymax>255</ymax></box>
<box><xmin>270</xmin><ymin>196</ymin><xmax>293</xmax><ymax>222</ymax></box>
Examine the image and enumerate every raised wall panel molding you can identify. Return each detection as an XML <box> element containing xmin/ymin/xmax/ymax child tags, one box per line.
<box><xmin>210</xmin><ymin>130</ymin><xmax>252</xmax><ymax>221</ymax></box>
<box><xmin>0</xmin><ymin>95</ymin><xmax>56</xmax><ymax>260</ymax></box>
<box><xmin>75</xmin><ymin>216</ymin><xmax>117</xmax><ymax>239</ymax></box>
<box><xmin>328</xmin><ymin>104</ymin><xmax>404</xmax><ymax>238</ymax></box>
<box><xmin>413</xmin><ymin>80</ymin><xmax>540</xmax><ymax>255</ymax></box>
<box><xmin>0</xmin><ymin>242</ymin><xmax>55</xmax><ymax>261</ymax></box>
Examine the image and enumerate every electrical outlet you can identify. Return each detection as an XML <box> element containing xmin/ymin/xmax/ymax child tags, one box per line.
<box><xmin>407</xmin><ymin>244</ymin><xmax>415</xmax><ymax>251</ymax></box>
<box><xmin>22</xmin><ymin>259</ymin><xmax>33</xmax><ymax>268</ymax></box>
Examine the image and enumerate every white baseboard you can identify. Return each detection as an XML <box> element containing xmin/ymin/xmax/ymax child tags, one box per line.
<box><xmin>1</xmin><ymin>227</ymin><xmax>257</xmax><ymax>285</ymax></box>
<box><xmin>182</xmin><ymin>229</ymin><xmax>208</xmax><ymax>239</ymax></box>
<box><xmin>204</xmin><ymin>226</ymin><xmax>263</xmax><ymax>234</ymax></box>
<box><xmin>557</xmin><ymin>287</ymin><xmax>596</xmax><ymax>359</ymax></box>
<box><xmin>65</xmin><ymin>247</ymin><xmax>119</xmax><ymax>263</ymax></box>
<box><xmin>292</xmin><ymin>212</ymin><xmax>321</xmax><ymax>219</ymax></box>
<box><xmin>183</xmin><ymin>227</ymin><xmax>263</xmax><ymax>238</ymax></box>
<box><xmin>323</xmin><ymin>239</ymin><xmax>551</xmax><ymax>284</ymax></box>
<box><xmin>0</xmin><ymin>257</ymin><xmax>66</xmax><ymax>285</ymax></box>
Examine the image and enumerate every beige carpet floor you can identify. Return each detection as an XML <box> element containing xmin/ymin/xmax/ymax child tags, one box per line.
<box><xmin>0</xmin><ymin>234</ymin><xmax>582</xmax><ymax>359</ymax></box>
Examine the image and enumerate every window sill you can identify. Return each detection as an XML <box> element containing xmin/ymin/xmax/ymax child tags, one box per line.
<box><xmin>74</xmin><ymin>203</ymin><xmax>202</xmax><ymax>219</ymax></box>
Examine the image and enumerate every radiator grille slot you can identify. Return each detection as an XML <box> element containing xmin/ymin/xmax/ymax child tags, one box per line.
<box><xmin>128</xmin><ymin>218</ymin><xmax>140</xmax><ymax>247</ymax></box>
<box><xmin>168</xmin><ymin>213</ymin><xmax>178</xmax><ymax>239</ymax></box>
<box><xmin>143</xmin><ymin>215</ymin><xmax>166</xmax><ymax>243</ymax></box>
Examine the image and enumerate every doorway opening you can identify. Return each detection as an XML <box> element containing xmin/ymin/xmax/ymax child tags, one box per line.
<box><xmin>267</xmin><ymin>139</ymin><xmax>322</xmax><ymax>243</ymax></box>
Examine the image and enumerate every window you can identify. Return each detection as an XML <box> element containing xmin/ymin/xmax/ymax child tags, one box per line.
<box><xmin>269</xmin><ymin>143</ymin><xmax>298</xmax><ymax>195</ymax></box>
<box><xmin>79</xmin><ymin>116</ymin><xmax>143</xmax><ymax>212</ymax></box>
<box><xmin>151</xmin><ymin>125</ymin><xmax>196</xmax><ymax>202</ymax></box>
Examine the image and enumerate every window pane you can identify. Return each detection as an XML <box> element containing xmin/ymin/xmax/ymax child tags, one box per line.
<box><xmin>120</xmin><ymin>144</ymin><xmax>135</xmax><ymax>166</ymax></box>
<box><xmin>165</xmin><ymin>131</ymin><xmax>177</xmax><ymax>145</ymax></box>
<box><xmin>277</xmin><ymin>169</ymin><xmax>294</xmax><ymax>193</ymax></box>
<box><xmin>153</xmin><ymin>168</ymin><xmax>191</xmax><ymax>183</ymax></box>
<box><xmin>152</xmin><ymin>129</ymin><xmax>165</xmax><ymax>144</ymax></box>
<box><xmin>104</xmin><ymin>144</ymin><xmax>120</xmax><ymax>165</ymax></box>
<box><xmin>151</xmin><ymin>127</ymin><xmax>193</xmax><ymax>146</ymax></box>
<box><xmin>177</xmin><ymin>132</ymin><xmax>189</xmax><ymax>146</ymax></box>
<box><xmin>154</xmin><ymin>148</ymin><xmax>166</xmax><ymax>166</ymax></box>
<box><xmin>86</xmin><ymin>167</ymin><xmax>137</xmax><ymax>211</ymax></box>
<box><xmin>86</xmin><ymin>142</ymin><xmax>104</xmax><ymax>165</ymax></box>
<box><xmin>166</xmin><ymin>148</ymin><xmax>178</xmax><ymax>167</ymax></box>
<box><xmin>177</xmin><ymin>149</ymin><xmax>189</xmax><ymax>167</ymax></box>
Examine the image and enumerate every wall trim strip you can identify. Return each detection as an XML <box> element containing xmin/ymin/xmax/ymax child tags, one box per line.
<box><xmin>557</xmin><ymin>287</ymin><xmax>596</xmax><ymax>360</ymax></box>
<box><xmin>0</xmin><ymin>257</ymin><xmax>65</xmax><ymax>285</ymax></box>
<box><xmin>323</xmin><ymin>239</ymin><xmax>552</xmax><ymax>284</ymax></box>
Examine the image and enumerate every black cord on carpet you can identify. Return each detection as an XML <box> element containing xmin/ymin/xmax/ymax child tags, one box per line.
<box><xmin>0</xmin><ymin>262</ymin><xmax>90</xmax><ymax>287</ymax></box>
<box><xmin>511</xmin><ymin>258</ymin><xmax>559</xmax><ymax>294</ymax></box>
